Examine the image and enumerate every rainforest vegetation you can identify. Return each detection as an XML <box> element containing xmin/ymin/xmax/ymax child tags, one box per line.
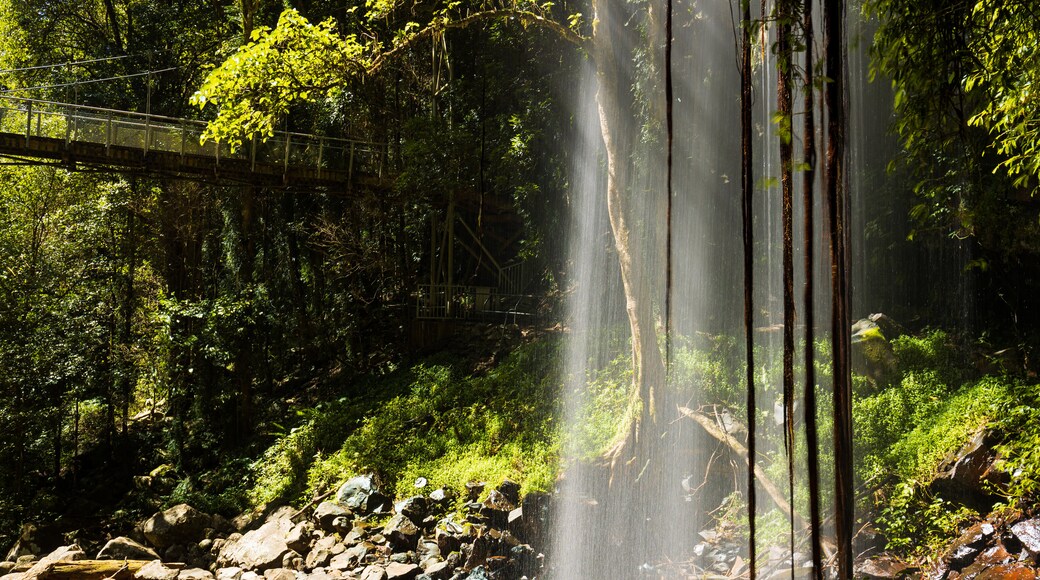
<box><xmin>0</xmin><ymin>0</ymin><xmax>1038</xmax><ymax>577</ymax></box>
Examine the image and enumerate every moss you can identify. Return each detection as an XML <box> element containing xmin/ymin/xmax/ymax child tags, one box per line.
<box><xmin>250</xmin><ymin>337</ymin><xmax>562</xmax><ymax>509</ymax></box>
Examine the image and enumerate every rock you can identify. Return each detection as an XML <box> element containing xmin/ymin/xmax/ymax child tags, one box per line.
<box><xmin>360</xmin><ymin>565</ymin><xmax>388</xmax><ymax>580</ymax></box>
<box><xmin>423</xmin><ymin>561</ymin><xmax>453</xmax><ymax>580</ymax></box>
<box><xmin>384</xmin><ymin>516</ymin><xmax>420</xmax><ymax>551</ymax></box>
<box><xmin>464</xmin><ymin>483</ymin><xmax>484</xmax><ymax>502</ymax></box>
<box><xmin>4</xmin><ymin>524</ymin><xmax>61</xmax><ymax>563</ymax></box>
<box><xmin>385</xmin><ymin>562</ymin><xmax>420</xmax><ymax>580</ymax></box>
<box><xmin>20</xmin><ymin>544</ymin><xmax>84</xmax><ymax>580</ymax></box>
<box><xmin>143</xmin><ymin>505</ymin><xmax>213</xmax><ymax>549</ymax></box>
<box><xmin>395</xmin><ymin>497</ymin><xmax>429</xmax><ymax>522</ymax></box>
<box><xmin>1012</xmin><ymin>518</ymin><xmax>1040</xmax><ymax>554</ymax></box>
<box><xmin>0</xmin><ymin>564</ymin><xmax>12</xmax><ymax>575</ymax></box>
<box><xmin>313</xmin><ymin>503</ymin><xmax>351</xmax><ymax>533</ymax></box>
<box><xmin>428</xmin><ymin>489</ymin><xmax>454</xmax><ymax>505</ymax></box>
<box><xmin>217</xmin><ymin>517</ymin><xmax>293</xmax><ymax>571</ymax></box>
<box><xmin>284</xmin><ymin>522</ymin><xmax>313</xmax><ymax>556</ymax></box>
<box><xmin>482</xmin><ymin>490</ymin><xmax>513</xmax><ymax>512</ymax></box>
<box><xmin>215</xmin><ymin>568</ymin><xmax>244</xmax><ymax>580</ymax></box>
<box><xmin>851</xmin><ymin>316</ymin><xmax>899</xmax><ymax>388</ymax></box>
<box><xmin>336</xmin><ymin>475</ymin><xmax>380</xmax><ymax>512</ymax></box>
<box><xmin>262</xmin><ymin>569</ymin><xmax>295</xmax><ymax>580</ymax></box>
<box><xmin>136</xmin><ymin>560</ymin><xmax>180</xmax><ymax>580</ymax></box>
<box><xmin>933</xmin><ymin>430</ymin><xmax>1007</xmax><ymax>510</ymax></box>
<box><xmin>97</xmin><ymin>537</ymin><xmax>160</xmax><ymax>561</ymax></box>
<box><xmin>496</xmin><ymin>480</ymin><xmax>520</xmax><ymax>506</ymax></box>
<box><xmin>177</xmin><ymin>568</ymin><xmax>215</xmax><ymax>580</ymax></box>
<box><xmin>943</xmin><ymin>521</ymin><xmax>996</xmax><ymax>572</ymax></box>
<box><xmin>305</xmin><ymin>536</ymin><xmax>338</xmax><ymax>570</ymax></box>
<box><xmin>856</xmin><ymin>555</ymin><xmax>910</xmax><ymax>579</ymax></box>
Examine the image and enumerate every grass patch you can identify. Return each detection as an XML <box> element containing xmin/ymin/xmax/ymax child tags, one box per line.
<box><xmin>249</xmin><ymin>336</ymin><xmax>562</xmax><ymax>509</ymax></box>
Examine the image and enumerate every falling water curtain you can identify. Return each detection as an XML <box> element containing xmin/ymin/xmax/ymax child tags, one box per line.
<box><xmin>740</xmin><ymin>0</ymin><xmax>850</xmax><ymax>576</ymax></box>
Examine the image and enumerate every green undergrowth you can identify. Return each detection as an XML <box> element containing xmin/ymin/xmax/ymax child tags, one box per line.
<box><xmin>854</xmin><ymin>329</ymin><xmax>1040</xmax><ymax>556</ymax></box>
<box><xmin>248</xmin><ymin>336</ymin><xmax>563</xmax><ymax>509</ymax></box>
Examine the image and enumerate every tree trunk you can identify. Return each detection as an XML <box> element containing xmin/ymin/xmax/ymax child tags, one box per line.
<box><xmin>591</xmin><ymin>0</ymin><xmax>667</xmax><ymax>467</ymax></box>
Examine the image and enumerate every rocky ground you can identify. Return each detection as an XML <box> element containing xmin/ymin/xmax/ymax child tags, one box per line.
<box><xmin>0</xmin><ymin>476</ymin><xmax>548</xmax><ymax>580</ymax></box>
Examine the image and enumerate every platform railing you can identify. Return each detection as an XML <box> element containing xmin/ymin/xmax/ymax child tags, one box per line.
<box><xmin>0</xmin><ymin>95</ymin><xmax>386</xmax><ymax>180</ymax></box>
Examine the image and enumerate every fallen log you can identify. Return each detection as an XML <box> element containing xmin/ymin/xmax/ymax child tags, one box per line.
<box><xmin>678</xmin><ymin>405</ymin><xmax>806</xmax><ymax>531</ymax></box>
<box><xmin>39</xmin><ymin>560</ymin><xmax>182</xmax><ymax>579</ymax></box>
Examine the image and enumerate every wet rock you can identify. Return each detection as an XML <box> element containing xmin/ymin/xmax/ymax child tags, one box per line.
<box><xmin>217</xmin><ymin>516</ymin><xmax>293</xmax><ymax>571</ymax></box>
<box><xmin>1012</xmin><ymin>518</ymin><xmax>1040</xmax><ymax>554</ymax></box>
<box><xmin>384</xmin><ymin>515</ymin><xmax>420</xmax><ymax>551</ymax></box>
<box><xmin>933</xmin><ymin>430</ymin><xmax>1007</xmax><ymax>510</ymax></box>
<box><xmin>856</xmin><ymin>555</ymin><xmax>910</xmax><ymax>579</ymax></box>
<box><xmin>143</xmin><ymin>505</ymin><xmax>213</xmax><ymax>549</ymax></box>
<box><xmin>944</xmin><ymin>522</ymin><xmax>997</xmax><ymax>572</ymax></box>
<box><xmin>313</xmin><ymin>503</ymin><xmax>351</xmax><ymax>533</ymax></box>
<box><xmin>96</xmin><ymin>536</ymin><xmax>160</xmax><ymax>561</ymax></box>
<box><xmin>958</xmin><ymin>544</ymin><xmax>1014</xmax><ymax>578</ymax></box>
<box><xmin>136</xmin><ymin>560</ymin><xmax>180</xmax><ymax>580</ymax></box>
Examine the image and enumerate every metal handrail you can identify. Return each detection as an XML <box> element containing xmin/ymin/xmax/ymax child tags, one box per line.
<box><xmin>0</xmin><ymin>95</ymin><xmax>382</xmax><ymax>149</ymax></box>
<box><xmin>0</xmin><ymin>95</ymin><xmax>388</xmax><ymax>182</ymax></box>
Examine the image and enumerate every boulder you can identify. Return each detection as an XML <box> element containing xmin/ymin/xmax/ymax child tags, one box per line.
<box><xmin>143</xmin><ymin>505</ymin><xmax>212</xmax><ymax>549</ymax></box>
<box><xmin>215</xmin><ymin>568</ymin><xmax>244</xmax><ymax>580</ymax></box>
<box><xmin>932</xmin><ymin>429</ymin><xmax>1007</xmax><ymax>510</ymax></box>
<box><xmin>464</xmin><ymin>482</ymin><xmax>484</xmax><ymax>502</ymax></box>
<box><xmin>423</xmin><ymin>561</ymin><xmax>453</xmax><ymax>580</ymax></box>
<box><xmin>134</xmin><ymin>560</ymin><xmax>180</xmax><ymax>580</ymax></box>
<box><xmin>261</xmin><ymin>568</ymin><xmax>295</xmax><ymax>580</ymax></box>
<box><xmin>850</xmin><ymin>316</ymin><xmax>899</xmax><ymax>388</ymax></box>
<box><xmin>313</xmin><ymin>503</ymin><xmax>351</xmax><ymax>533</ymax></box>
<box><xmin>855</xmin><ymin>555</ymin><xmax>911</xmax><ymax>579</ymax></box>
<box><xmin>304</xmin><ymin>536</ymin><xmax>338</xmax><ymax>570</ymax></box>
<box><xmin>96</xmin><ymin>537</ymin><xmax>160</xmax><ymax>561</ymax></box>
<box><xmin>336</xmin><ymin>475</ymin><xmax>392</xmax><ymax>514</ymax></box>
<box><xmin>284</xmin><ymin>522</ymin><xmax>313</xmax><ymax>556</ymax></box>
<box><xmin>395</xmin><ymin>497</ymin><xmax>429</xmax><ymax>522</ymax></box>
<box><xmin>384</xmin><ymin>516</ymin><xmax>420</xmax><ymax>552</ymax></box>
<box><xmin>360</xmin><ymin>565</ymin><xmax>388</xmax><ymax>580</ymax></box>
<box><xmin>496</xmin><ymin>480</ymin><xmax>520</xmax><ymax>506</ymax></box>
<box><xmin>385</xmin><ymin>562</ymin><xmax>420</xmax><ymax>580</ymax></box>
<box><xmin>1013</xmin><ymin>518</ymin><xmax>1040</xmax><ymax>554</ymax></box>
<box><xmin>177</xmin><ymin>568</ymin><xmax>215</xmax><ymax>579</ymax></box>
<box><xmin>217</xmin><ymin>517</ymin><xmax>292</xmax><ymax>571</ymax></box>
<box><xmin>942</xmin><ymin>521</ymin><xmax>996</xmax><ymax>572</ymax></box>
<box><xmin>21</xmin><ymin>544</ymin><xmax>84</xmax><ymax>580</ymax></box>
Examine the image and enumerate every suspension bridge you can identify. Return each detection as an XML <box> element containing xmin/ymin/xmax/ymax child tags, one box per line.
<box><xmin>0</xmin><ymin>94</ymin><xmax>388</xmax><ymax>187</ymax></box>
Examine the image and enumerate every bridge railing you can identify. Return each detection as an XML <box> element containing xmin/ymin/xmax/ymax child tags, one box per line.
<box><xmin>0</xmin><ymin>96</ymin><xmax>387</xmax><ymax>180</ymax></box>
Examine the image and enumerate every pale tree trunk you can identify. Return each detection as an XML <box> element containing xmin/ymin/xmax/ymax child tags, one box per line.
<box><xmin>591</xmin><ymin>0</ymin><xmax>667</xmax><ymax>467</ymax></box>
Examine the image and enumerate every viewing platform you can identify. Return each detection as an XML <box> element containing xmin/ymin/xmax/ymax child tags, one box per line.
<box><xmin>0</xmin><ymin>95</ymin><xmax>387</xmax><ymax>187</ymax></box>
